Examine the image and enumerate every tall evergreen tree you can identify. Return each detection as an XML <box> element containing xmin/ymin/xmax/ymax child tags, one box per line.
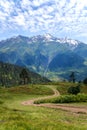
<box><xmin>69</xmin><ymin>72</ymin><xmax>75</xmax><ymax>83</ymax></box>
<box><xmin>20</xmin><ymin>68</ymin><xmax>30</xmax><ymax>85</ymax></box>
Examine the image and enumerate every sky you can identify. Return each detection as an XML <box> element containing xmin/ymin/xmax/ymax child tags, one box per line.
<box><xmin>0</xmin><ymin>0</ymin><xmax>87</xmax><ymax>43</ymax></box>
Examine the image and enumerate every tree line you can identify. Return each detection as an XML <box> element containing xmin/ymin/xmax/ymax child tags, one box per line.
<box><xmin>0</xmin><ymin>62</ymin><xmax>30</xmax><ymax>87</ymax></box>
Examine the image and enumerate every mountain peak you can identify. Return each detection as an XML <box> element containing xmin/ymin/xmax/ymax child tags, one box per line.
<box><xmin>43</xmin><ymin>33</ymin><xmax>57</xmax><ymax>42</ymax></box>
<box><xmin>16</xmin><ymin>35</ymin><xmax>29</xmax><ymax>39</ymax></box>
<box><xmin>43</xmin><ymin>33</ymin><xmax>53</xmax><ymax>38</ymax></box>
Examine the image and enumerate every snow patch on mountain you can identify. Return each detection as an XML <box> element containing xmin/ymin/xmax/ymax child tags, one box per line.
<box><xmin>56</xmin><ymin>37</ymin><xmax>80</xmax><ymax>50</ymax></box>
<box><xmin>43</xmin><ymin>34</ymin><xmax>80</xmax><ymax>48</ymax></box>
<box><xmin>44</xmin><ymin>33</ymin><xmax>52</xmax><ymax>39</ymax></box>
<box><xmin>43</xmin><ymin>33</ymin><xmax>56</xmax><ymax>42</ymax></box>
<box><xmin>57</xmin><ymin>37</ymin><xmax>78</xmax><ymax>45</ymax></box>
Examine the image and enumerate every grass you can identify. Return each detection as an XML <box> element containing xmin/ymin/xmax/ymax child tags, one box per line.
<box><xmin>0</xmin><ymin>83</ymin><xmax>87</xmax><ymax>130</ymax></box>
<box><xmin>0</xmin><ymin>84</ymin><xmax>54</xmax><ymax>95</ymax></box>
<box><xmin>0</xmin><ymin>104</ymin><xmax>87</xmax><ymax>130</ymax></box>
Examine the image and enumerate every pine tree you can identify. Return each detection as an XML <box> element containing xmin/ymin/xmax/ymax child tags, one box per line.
<box><xmin>19</xmin><ymin>68</ymin><xmax>30</xmax><ymax>85</ymax></box>
<box><xmin>69</xmin><ymin>72</ymin><xmax>75</xmax><ymax>83</ymax></box>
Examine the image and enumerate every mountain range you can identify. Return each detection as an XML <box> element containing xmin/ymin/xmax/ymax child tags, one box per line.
<box><xmin>0</xmin><ymin>34</ymin><xmax>87</xmax><ymax>81</ymax></box>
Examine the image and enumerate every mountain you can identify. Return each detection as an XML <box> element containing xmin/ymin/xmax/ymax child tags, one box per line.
<box><xmin>0</xmin><ymin>61</ymin><xmax>50</xmax><ymax>87</ymax></box>
<box><xmin>0</xmin><ymin>34</ymin><xmax>87</xmax><ymax>81</ymax></box>
<box><xmin>49</xmin><ymin>51</ymin><xmax>85</xmax><ymax>71</ymax></box>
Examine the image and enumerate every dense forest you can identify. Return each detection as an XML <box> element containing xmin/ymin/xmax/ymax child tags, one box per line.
<box><xmin>0</xmin><ymin>61</ymin><xmax>50</xmax><ymax>87</ymax></box>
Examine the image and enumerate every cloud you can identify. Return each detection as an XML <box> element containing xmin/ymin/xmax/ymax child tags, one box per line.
<box><xmin>0</xmin><ymin>0</ymin><xmax>87</xmax><ymax>42</ymax></box>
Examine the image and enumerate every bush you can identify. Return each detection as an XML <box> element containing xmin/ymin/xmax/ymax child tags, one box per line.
<box><xmin>83</xmin><ymin>78</ymin><xmax>87</xmax><ymax>84</ymax></box>
<box><xmin>68</xmin><ymin>85</ymin><xmax>80</xmax><ymax>95</ymax></box>
<box><xmin>0</xmin><ymin>100</ymin><xmax>4</xmax><ymax>104</ymax></box>
<box><xmin>34</xmin><ymin>94</ymin><xmax>87</xmax><ymax>104</ymax></box>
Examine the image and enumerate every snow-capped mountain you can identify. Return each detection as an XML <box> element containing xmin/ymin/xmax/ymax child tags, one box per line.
<box><xmin>43</xmin><ymin>33</ymin><xmax>57</xmax><ymax>42</ymax></box>
<box><xmin>57</xmin><ymin>37</ymin><xmax>78</xmax><ymax>45</ymax></box>
<box><xmin>27</xmin><ymin>34</ymin><xmax>82</xmax><ymax>50</ymax></box>
<box><xmin>0</xmin><ymin>34</ymin><xmax>87</xmax><ymax>80</ymax></box>
<box><xmin>9</xmin><ymin>34</ymin><xmax>81</xmax><ymax>48</ymax></box>
<box><xmin>26</xmin><ymin>33</ymin><xmax>57</xmax><ymax>43</ymax></box>
<box><xmin>29</xmin><ymin>34</ymin><xmax>80</xmax><ymax>46</ymax></box>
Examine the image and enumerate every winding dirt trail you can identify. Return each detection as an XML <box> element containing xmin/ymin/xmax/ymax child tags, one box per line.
<box><xmin>22</xmin><ymin>86</ymin><xmax>87</xmax><ymax>114</ymax></box>
<box><xmin>22</xmin><ymin>86</ymin><xmax>60</xmax><ymax>106</ymax></box>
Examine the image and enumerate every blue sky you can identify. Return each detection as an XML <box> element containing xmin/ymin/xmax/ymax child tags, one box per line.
<box><xmin>0</xmin><ymin>0</ymin><xmax>87</xmax><ymax>43</ymax></box>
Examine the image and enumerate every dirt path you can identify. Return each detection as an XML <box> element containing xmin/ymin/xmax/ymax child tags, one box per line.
<box><xmin>22</xmin><ymin>86</ymin><xmax>87</xmax><ymax>114</ymax></box>
<box><xmin>22</xmin><ymin>86</ymin><xmax>60</xmax><ymax>106</ymax></box>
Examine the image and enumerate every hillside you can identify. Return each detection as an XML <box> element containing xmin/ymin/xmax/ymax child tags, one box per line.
<box><xmin>0</xmin><ymin>34</ymin><xmax>87</xmax><ymax>80</ymax></box>
<box><xmin>0</xmin><ymin>62</ymin><xmax>50</xmax><ymax>87</ymax></box>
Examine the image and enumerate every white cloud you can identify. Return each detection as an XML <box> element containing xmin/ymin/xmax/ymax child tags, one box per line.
<box><xmin>0</xmin><ymin>0</ymin><xmax>87</xmax><ymax>42</ymax></box>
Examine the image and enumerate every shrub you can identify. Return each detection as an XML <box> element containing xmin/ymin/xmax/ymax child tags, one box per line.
<box><xmin>68</xmin><ymin>85</ymin><xmax>80</xmax><ymax>95</ymax></box>
<box><xmin>34</xmin><ymin>94</ymin><xmax>87</xmax><ymax>104</ymax></box>
<box><xmin>83</xmin><ymin>78</ymin><xmax>87</xmax><ymax>84</ymax></box>
<box><xmin>0</xmin><ymin>100</ymin><xmax>4</xmax><ymax>104</ymax></box>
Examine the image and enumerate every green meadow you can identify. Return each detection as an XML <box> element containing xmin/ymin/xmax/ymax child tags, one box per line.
<box><xmin>0</xmin><ymin>83</ymin><xmax>87</xmax><ymax>130</ymax></box>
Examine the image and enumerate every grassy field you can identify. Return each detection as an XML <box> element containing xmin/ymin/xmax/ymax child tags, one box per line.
<box><xmin>0</xmin><ymin>83</ymin><xmax>87</xmax><ymax>130</ymax></box>
<box><xmin>55</xmin><ymin>82</ymin><xmax>87</xmax><ymax>95</ymax></box>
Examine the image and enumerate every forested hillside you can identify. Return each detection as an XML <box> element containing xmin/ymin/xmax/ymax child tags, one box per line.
<box><xmin>0</xmin><ymin>62</ymin><xmax>50</xmax><ymax>87</ymax></box>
